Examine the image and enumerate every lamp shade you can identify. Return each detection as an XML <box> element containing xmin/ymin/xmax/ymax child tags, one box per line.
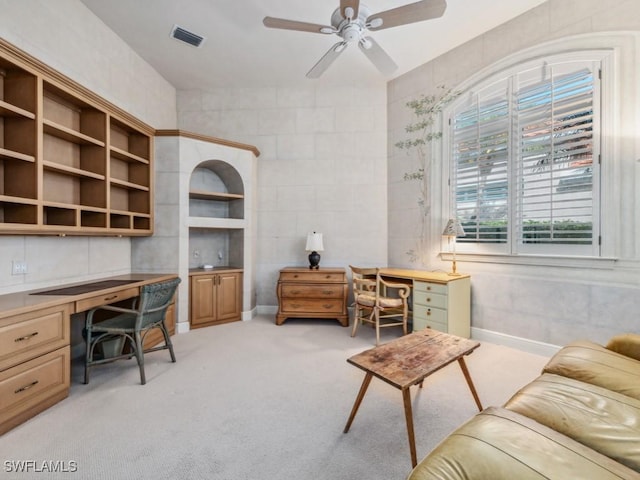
<box><xmin>305</xmin><ymin>232</ymin><xmax>324</xmax><ymax>252</ymax></box>
<box><xmin>442</xmin><ymin>218</ymin><xmax>465</xmax><ymax>237</ymax></box>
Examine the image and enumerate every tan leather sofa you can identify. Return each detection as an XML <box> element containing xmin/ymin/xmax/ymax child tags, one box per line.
<box><xmin>407</xmin><ymin>334</ymin><xmax>640</xmax><ymax>480</ymax></box>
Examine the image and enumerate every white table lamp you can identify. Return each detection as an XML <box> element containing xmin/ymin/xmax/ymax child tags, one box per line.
<box><xmin>305</xmin><ymin>232</ymin><xmax>324</xmax><ymax>269</ymax></box>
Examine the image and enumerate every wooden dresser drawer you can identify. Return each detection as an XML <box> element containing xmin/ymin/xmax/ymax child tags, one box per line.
<box><xmin>279</xmin><ymin>271</ymin><xmax>345</xmax><ymax>283</ymax></box>
<box><xmin>281</xmin><ymin>298</ymin><xmax>345</xmax><ymax>314</ymax></box>
<box><xmin>0</xmin><ymin>346</ymin><xmax>70</xmax><ymax>434</ymax></box>
<box><xmin>75</xmin><ymin>286</ymin><xmax>140</xmax><ymax>312</ymax></box>
<box><xmin>281</xmin><ymin>284</ymin><xmax>343</xmax><ymax>298</ymax></box>
<box><xmin>0</xmin><ymin>304</ymin><xmax>71</xmax><ymax>372</ymax></box>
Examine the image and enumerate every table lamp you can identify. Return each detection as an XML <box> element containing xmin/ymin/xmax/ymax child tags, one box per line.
<box><xmin>442</xmin><ymin>219</ymin><xmax>465</xmax><ymax>276</ymax></box>
<box><xmin>305</xmin><ymin>232</ymin><xmax>324</xmax><ymax>269</ymax></box>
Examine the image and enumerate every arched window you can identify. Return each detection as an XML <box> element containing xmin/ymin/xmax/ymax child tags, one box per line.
<box><xmin>446</xmin><ymin>51</ymin><xmax>611</xmax><ymax>257</ymax></box>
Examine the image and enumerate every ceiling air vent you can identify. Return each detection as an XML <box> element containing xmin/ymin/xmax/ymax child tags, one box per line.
<box><xmin>170</xmin><ymin>25</ymin><xmax>205</xmax><ymax>48</ymax></box>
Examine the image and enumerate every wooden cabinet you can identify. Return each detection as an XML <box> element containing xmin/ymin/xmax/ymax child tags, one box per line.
<box><xmin>276</xmin><ymin>267</ymin><xmax>348</xmax><ymax>326</ymax></box>
<box><xmin>0</xmin><ymin>303</ymin><xmax>72</xmax><ymax>435</ymax></box>
<box><xmin>0</xmin><ymin>37</ymin><xmax>153</xmax><ymax>235</ymax></box>
<box><xmin>412</xmin><ymin>275</ymin><xmax>470</xmax><ymax>338</ymax></box>
<box><xmin>190</xmin><ymin>269</ymin><xmax>242</xmax><ymax>328</ymax></box>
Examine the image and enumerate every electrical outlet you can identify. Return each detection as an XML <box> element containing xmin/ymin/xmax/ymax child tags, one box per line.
<box><xmin>217</xmin><ymin>251</ymin><xmax>223</xmax><ymax>260</ymax></box>
<box><xmin>193</xmin><ymin>250</ymin><xmax>200</xmax><ymax>259</ymax></box>
<box><xmin>12</xmin><ymin>261</ymin><xmax>27</xmax><ymax>275</ymax></box>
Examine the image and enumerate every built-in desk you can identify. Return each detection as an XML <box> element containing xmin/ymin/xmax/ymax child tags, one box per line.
<box><xmin>378</xmin><ymin>268</ymin><xmax>471</xmax><ymax>338</ymax></box>
<box><xmin>0</xmin><ymin>273</ymin><xmax>178</xmax><ymax>435</ymax></box>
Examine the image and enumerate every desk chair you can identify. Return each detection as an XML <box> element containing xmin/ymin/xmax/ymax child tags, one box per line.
<box><xmin>350</xmin><ymin>266</ymin><xmax>410</xmax><ymax>345</ymax></box>
<box><xmin>84</xmin><ymin>277</ymin><xmax>181</xmax><ymax>385</ymax></box>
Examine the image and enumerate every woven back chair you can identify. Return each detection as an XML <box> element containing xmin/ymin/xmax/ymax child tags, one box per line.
<box><xmin>84</xmin><ymin>277</ymin><xmax>181</xmax><ymax>385</ymax></box>
<box><xmin>350</xmin><ymin>266</ymin><xmax>410</xmax><ymax>345</ymax></box>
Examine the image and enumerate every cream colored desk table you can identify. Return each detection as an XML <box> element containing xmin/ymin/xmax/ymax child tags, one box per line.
<box><xmin>378</xmin><ymin>268</ymin><xmax>471</xmax><ymax>338</ymax></box>
<box><xmin>0</xmin><ymin>273</ymin><xmax>178</xmax><ymax>435</ymax></box>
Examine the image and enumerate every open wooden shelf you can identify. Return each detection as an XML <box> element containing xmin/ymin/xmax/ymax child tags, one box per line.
<box><xmin>0</xmin><ymin>39</ymin><xmax>154</xmax><ymax>235</ymax></box>
<box><xmin>189</xmin><ymin>189</ymin><xmax>244</xmax><ymax>201</ymax></box>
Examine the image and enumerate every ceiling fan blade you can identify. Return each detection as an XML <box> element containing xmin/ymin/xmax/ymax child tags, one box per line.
<box><xmin>358</xmin><ymin>37</ymin><xmax>398</xmax><ymax>76</ymax></box>
<box><xmin>340</xmin><ymin>0</ymin><xmax>360</xmax><ymax>20</ymax></box>
<box><xmin>263</xmin><ymin>16</ymin><xmax>334</xmax><ymax>34</ymax></box>
<box><xmin>367</xmin><ymin>0</ymin><xmax>446</xmax><ymax>31</ymax></box>
<box><xmin>307</xmin><ymin>42</ymin><xmax>348</xmax><ymax>79</ymax></box>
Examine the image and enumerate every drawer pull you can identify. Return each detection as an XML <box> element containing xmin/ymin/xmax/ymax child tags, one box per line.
<box><xmin>291</xmin><ymin>290</ymin><xmax>301</xmax><ymax>295</ymax></box>
<box><xmin>15</xmin><ymin>380</ymin><xmax>39</xmax><ymax>394</ymax></box>
<box><xmin>426</xmin><ymin>309</ymin><xmax>431</xmax><ymax>316</ymax></box>
<box><xmin>293</xmin><ymin>274</ymin><xmax>299</xmax><ymax>278</ymax></box>
<box><xmin>104</xmin><ymin>295</ymin><xmax>118</xmax><ymax>301</ymax></box>
<box><xmin>15</xmin><ymin>332</ymin><xmax>39</xmax><ymax>342</ymax></box>
<box><xmin>323</xmin><ymin>304</ymin><xmax>333</xmax><ymax>309</ymax></box>
<box><xmin>291</xmin><ymin>304</ymin><xmax>301</xmax><ymax>309</ymax></box>
<box><xmin>322</xmin><ymin>290</ymin><xmax>333</xmax><ymax>295</ymax></box>
<box><xmin>427</xmin><ymin>286</ymin><xmax>432</xmax><ymax>291</ymax></box>
<box><xmin>426</xmin><ymin>297</ymin><xmax>431</xmax><ymax>302</ymax></box>
<box><xmin>325</xmin><ymin>275</ymin><xmax>332</xmax><ymax>279</ymax></box>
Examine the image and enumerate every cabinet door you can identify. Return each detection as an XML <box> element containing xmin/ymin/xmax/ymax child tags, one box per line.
<box><xmin>216</xmin><ymin>272</ymin><xmax>241</xmax><ymax>322</ymax></box>
<box><xmin>190</xmin><ymin>275</ymin><xmax>216</xmax><ymax>326</ymax></box>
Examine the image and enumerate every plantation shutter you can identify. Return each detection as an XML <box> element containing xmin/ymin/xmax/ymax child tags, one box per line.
<box><xmin>451</xmin><ymin>79</ymin><xmax>510</xmax><ymax>247</ymax></box>
<box><xmin>515</xmin><ymin>62</ymin><xmax>598</xmax><ymax>254</ymax></box>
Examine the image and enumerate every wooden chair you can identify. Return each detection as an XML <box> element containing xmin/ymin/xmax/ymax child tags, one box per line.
<box><xmin>350</xmin><ymin>265</ymin><xmax>410</xmax><ymax>345</ymax></box>
<box><xmin>84</xmin><ymin>277</ymin><xmax>181</xmax><ymax>385</ymax></box>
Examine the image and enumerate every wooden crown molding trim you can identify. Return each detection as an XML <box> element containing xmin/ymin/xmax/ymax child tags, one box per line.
<box><xmin>0</xmin><ymin>37</ymin><xmax>154</xmax><ymax>136</ymax></box>
<box><xmin>155</xmin><ymin>129</ymin><xmax>260</xmax><ymax>157</ymax></box>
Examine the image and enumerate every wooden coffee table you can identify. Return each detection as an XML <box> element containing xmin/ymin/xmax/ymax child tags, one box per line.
<box><xmin>343</xmin><ymin>329</ymin><xmax>483</xmax><ymax>467</ymax></box>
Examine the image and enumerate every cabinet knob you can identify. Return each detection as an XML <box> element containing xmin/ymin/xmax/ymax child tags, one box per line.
<box><xmin>293</xmin><ymin>274</ymin><xmax>299</xmax><ymax>278</ymax></box>
<box><xmin>426</xmin><ymin>297</ymin><xmax>431</xmax><ymax>302</ymax></box>
<box><xmin>427</xmin><ymin>286</ymin><xmax>432</xmax><ymax>291</ymax></box>
<box><xmin>426</xmin><ymin>309</ymin><xmax>431</xmax><ymax>316</ymax></box>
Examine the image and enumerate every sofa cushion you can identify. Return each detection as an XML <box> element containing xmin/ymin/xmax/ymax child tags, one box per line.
<box><xmin>505</xmin><ymin>373</ymin><xmax>640</xmax><ymax>472</ymax></box>
<box><xmin>406</xmin><ymin>407</ymin><xmax>640</xmax><ymax>480</ymax></box>
<box><xmin>607</xmin><ymin>334</ymin><xmax>640</xmax><ymax>362</ymax></box>
<box><xmin>543</xmin><ymin>340</ymin><xmax>640</xmax><ymax>400</ymax></box>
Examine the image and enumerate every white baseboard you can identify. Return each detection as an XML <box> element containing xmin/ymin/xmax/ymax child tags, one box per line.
<box><xmin>471</xmin><ymin>327</ymin><xmax>560</xmax><ymax>358</ymax></box>
<box><xmin>176</xmin><ymin>321</ymin><xmax>190</xmax><ymax>334</ymax></box>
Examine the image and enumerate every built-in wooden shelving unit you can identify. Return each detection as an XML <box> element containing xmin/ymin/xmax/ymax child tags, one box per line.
<box><xmin>0</xmin><ymin>38</ymin><xmax>154</xmax><ymax>235</ymax></box>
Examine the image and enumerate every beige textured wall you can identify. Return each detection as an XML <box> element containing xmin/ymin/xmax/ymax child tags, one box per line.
<box><xmin>177</xmin><ymin>84</ymin><xmax>389</xmax><ymax>307</ymax></box>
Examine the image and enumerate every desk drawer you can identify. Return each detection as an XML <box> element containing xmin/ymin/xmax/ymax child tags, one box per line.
<box><xmin>0</xmin><ymin>346</ymin><xmax>70</xmax><ymax>428</ymax></box>
<box><xmin>75</xmin><ymin>286</ymin><xmax>140</xmax><ymax>312</ymax></box>
<box><xmin>281</xmin><ymin>284</ymin><xmax>343</xmax><ymax>299</ymax></box>
<box><xmin>413</xmin><ymin>281</ymin><xmax>447</xmax><ymax>295</ymax></box>
<box><xmin>279</xmin><ymin>271</ymin><xmax>345</xmax><ymax>283</ymax></box>
<box><xmin>413</xmin><ymin>304</ymin><xmax>447</xmax><ymax>325</ymax></box>
<box><xmin>413</xmin><ymin>316</ymin><xmax>448</xmax><ymax>333</ymax></box>
<box><xmin>413</xmin><ymin>291</ymin><xmax>447</xmax><ymax>309</ymax></box>
<box><xmin>0</xmin><ymin>304</ymin><xmax>71</xmax><ymax>372</ymax></box>
<box><xmin>281</xmin><ymin>299</ymin><xmax>345</xmax><ymax>314</ymax></box>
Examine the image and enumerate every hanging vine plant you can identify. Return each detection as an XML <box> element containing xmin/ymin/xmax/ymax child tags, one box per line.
<box><xmin>395</xmin><ymin>85</ymin><xmax>460</xmax><ymax>263</ymax></box>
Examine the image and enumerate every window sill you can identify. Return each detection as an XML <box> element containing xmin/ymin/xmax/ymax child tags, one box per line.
<box><xmin>439</xmin><ymin>252</ymin><xmax>618</xmax><ymax>269</ymax></box>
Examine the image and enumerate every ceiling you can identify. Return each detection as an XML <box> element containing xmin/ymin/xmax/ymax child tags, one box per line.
<box><xmin>79</xmin><ymin>0</ymin><xmax>546</xmax><ymax>90</ymax></box>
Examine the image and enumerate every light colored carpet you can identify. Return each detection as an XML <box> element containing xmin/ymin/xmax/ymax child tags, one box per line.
<box><xmin>1</xmin><ymin>315</ymin><xmax>549</xmax><ymax>479</ymax></box>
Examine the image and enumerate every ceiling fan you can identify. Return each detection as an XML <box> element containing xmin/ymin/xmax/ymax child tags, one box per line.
<box><xmin>263</xmin><ymin>0</ymin><xmax>447</xmax><ymax>79</ymax></box>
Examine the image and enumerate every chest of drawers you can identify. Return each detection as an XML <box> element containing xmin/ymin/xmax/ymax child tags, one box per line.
<box><xmin>276</xmin><ymin>267</ymin><xmax>348</xmax><ymax>326</ymax></box>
